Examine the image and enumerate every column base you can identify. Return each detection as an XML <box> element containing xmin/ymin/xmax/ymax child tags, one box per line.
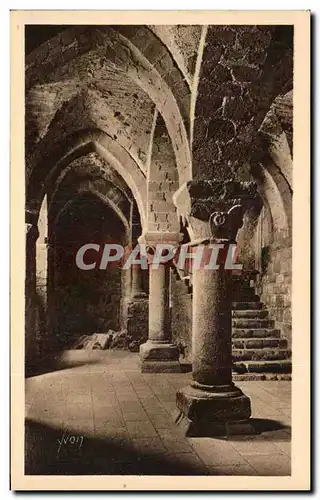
<box><xmin>139</xmin><ymin>340</ymin><xmax>181</xmax><ymax>373</ymax></box>
<box><xmin>175</xmin><ymin>383</ymin><xmax>253</xmax><ymax>437</ymax></box>
<box><xmin>141</xmin><ymin>360</ymin><xmax>182</xmax><ymax>373</ymax></box>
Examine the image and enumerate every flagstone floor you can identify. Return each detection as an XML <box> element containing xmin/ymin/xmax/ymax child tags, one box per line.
<box><xmin>25</xmin><ymin>350</ymin><xmax>291</xmax><ymax>476</ymax></box>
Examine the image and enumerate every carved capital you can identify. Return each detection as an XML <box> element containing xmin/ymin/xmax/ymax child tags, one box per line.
<box><xmin>173</xmin><ymin>180</ymin><xmax>257</xmax><ymax>242</ymax></box>
<box><xmin>138</xmin><ymin>232</ymin><xmax>183</xmax><ymax>266</ymax></box>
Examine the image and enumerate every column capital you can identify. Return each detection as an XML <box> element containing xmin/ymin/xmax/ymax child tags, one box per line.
<box><xmin>138</xmin><ymin>231</ymin><xmax>183</xmax><ymax>247</ymax></box>
<box><xmin>173</xmin><ymin>180</ymin><xmax>257</xmax><ymax>242</ymax></box>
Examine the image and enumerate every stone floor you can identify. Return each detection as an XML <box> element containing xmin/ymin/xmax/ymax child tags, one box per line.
<box><xmin>25</xmin><ymin>350</ymin><xmax>291</xmax><ymax>476</ymax></box>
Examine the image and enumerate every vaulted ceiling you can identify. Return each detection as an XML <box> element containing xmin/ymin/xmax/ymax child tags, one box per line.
<box><xmin>25</xmin><ymin>24</ymin><xmax>293</xmax><ymax>232</ymax></box>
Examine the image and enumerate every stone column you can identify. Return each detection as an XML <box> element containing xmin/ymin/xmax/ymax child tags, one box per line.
<box><xmin>139</xmin><ymin>232</ymin><xmax>182</xmax><ymax>372</ymax></box>
<box><xmin>173</xmin><ymin>180</ymin><xmax>257</xmax><ymax>436</ymax></box>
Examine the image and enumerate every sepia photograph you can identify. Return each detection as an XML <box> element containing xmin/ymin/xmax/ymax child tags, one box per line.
<box><xmin>10</xmin><ymin>10</ymin><xmax>310</xmax><ymax>491</ymax></box>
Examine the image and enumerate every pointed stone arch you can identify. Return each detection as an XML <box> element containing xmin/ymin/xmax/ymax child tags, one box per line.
<box><xmin>26</xmin><ymin>26</ymin><xmax>192</xmax><ymax>186</ymax></box>
<box><xmin>26</xmin><ymin>129</ymin><xmax>147</xmax><ymax>230</ymax></box>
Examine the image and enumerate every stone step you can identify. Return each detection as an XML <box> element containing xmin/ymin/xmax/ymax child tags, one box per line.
<box><xmin>233</xmin><ymin>372</ymin><xmax>292</xmax><ymax>381</ymax></box>
<box><xmin>232</xmin><ymin>285</ymin><xmax>254</xmax><ymax>292</ymax></box>
<box><xmin>232</xmin><ymin>328</ymin><xmax>281</xmax><ymax>338</ymax></box>
<box><xmin>232</xmin><ymin>337</ymin><xmax>288</xmax><ymax>349</ymax></box>
<box><xmin>232</xmin><ymin>309</ymin><xmax>268</xmax><ymax>319</ymax></box>
<box><xmin>232</xmin><ymin>348</ymin><xmax>291</xmax><ymax>362</ymax></box>
<box><xmin>232</xmin><ymin>318</ymin><xmax>275</xmax><ymax>328</ymax></box>
<box><xmin>233</xmin><ymin>359</ymin><xmax>292</xmax><ymax>374</ymax></box>
<box><xmin>232</xmin><ymin>301</ymin><xmax>263</xmax><ymax>310</ymax></box>
<box><xmin>233</xmin><ymin>294</ymin><xmax>261</xmax><ymax>302</ymax></box>
<box><xmin>232</xmin><ymin>287</ymin><xmax>256</xmax><ymax>296</ymax></box>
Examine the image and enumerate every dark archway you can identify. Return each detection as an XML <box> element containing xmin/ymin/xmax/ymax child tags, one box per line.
<box><xmin>49</xmin><ymin>193</ymin><xmax>127</xmax><ymax>348</ymax></box>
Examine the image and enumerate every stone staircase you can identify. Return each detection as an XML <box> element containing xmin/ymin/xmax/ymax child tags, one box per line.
<box><xmin>231</xmin><ymin>275</ymin><xmax>291</xmax><ymax>380</ymax></box>
<box><xmin>172</xmin><ymin>267</ymin><xmax>292</xmax><ymax>380</ymax></box>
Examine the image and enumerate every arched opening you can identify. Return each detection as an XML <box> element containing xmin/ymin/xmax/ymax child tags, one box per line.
<box><xmin>48</xmin><ymin>192</ymin><xmax>128</xmax><ymax>348</ymax></box>
<box><xmin>246</xmin><ymin>158</ymin><xmax>292</xmax><ymax>344</ymax></box>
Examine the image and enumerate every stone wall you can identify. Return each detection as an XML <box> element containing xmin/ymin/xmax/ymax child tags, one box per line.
<box><xmin>148</xmin><ymin>115</ymin><xmax>180</xmax><ymax>232</ymax></box>
<box><xmin>49</xmin><ymin>195</ymin><xmax>126</xmax><ymax>347</ymax></box>
<box><xmin>52</xmin><ymin>255</ymin><xmax>123</xmax><ymax>345</ymax></box>
<box><xmin>171</xmin><ymin>272</ymin><xmax>192</xmax><ymax>361</ymax></box>
<box><xmin>258</xmin><ymin>230</ymin><xmax>292</xmax><ymax>346</ymax></box>
<box><xmin>126</xmin><ymin>299</ymin><xmax>149</xmax><ymax>346</ymax></box>
<box><xmin>192</xmin><ymin>25</ymin><xmax>293</xmax><ymax>180</ymax></box>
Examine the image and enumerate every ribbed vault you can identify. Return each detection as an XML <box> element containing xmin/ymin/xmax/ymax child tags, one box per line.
<box><xmin>48</xmin><ymin>154</ymin><xmax>133</xmax><ymax>232</ymax></box>
<box><xmin>25</xmin><ymin>25</ymin><xmax>193</xmax><ymax>198</ymax></box>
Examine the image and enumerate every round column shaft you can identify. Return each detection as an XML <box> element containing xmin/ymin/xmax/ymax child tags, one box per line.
<box><xmin>139</xmin><ymin>232</ymin><xmax>182</xmax><ymax>373</ymax></box>
<box><xmin>173</xmin><ymin>179</ymin><xmax>257</xmax><ymax>437</ymax></box>
<box><xmin>192</xmin><ymin>259</ymin><xmax>232</xmax><ymax>387</ymax></box>
<box><xmin>148</xmin><ymin>264</ymin><xmax>170</xmax><ymax>342</ymax></box>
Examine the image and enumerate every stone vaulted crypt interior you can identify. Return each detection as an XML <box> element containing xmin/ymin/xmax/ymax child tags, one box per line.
<box><xmin>25</xmin><ymin>24</ymin><xmax>293</xmax><ymax>476</ymax></box>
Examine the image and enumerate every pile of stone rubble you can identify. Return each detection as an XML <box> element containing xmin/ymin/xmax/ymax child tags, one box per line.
<box><xmin>71</xmin><ymin>330</ymin><xmax>145</xmax><ymax>352</ymax></box>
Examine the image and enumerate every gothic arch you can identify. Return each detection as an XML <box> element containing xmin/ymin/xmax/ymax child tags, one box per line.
<box><xmin>50</xmin><ymin>184</ymin><xmax>130</xmax><ymax>235</ymax></box>
<box><xmin>26</xmin><ymin>26</ymin><xmax>192</xmax><ymax>185</ymax></box>
<box><xmin>251</xmin><ymin>159</ymin><xmax>291</xmax><ymax>236</ymax></box>
<box><xmin>48</xmin><ymin>152</ymin><xmax>133</xmax><ymax>224</ymax></box>
<box><xmin>26</xmin><ymin>129</ymin><xmax>147</xmax><ymax>230</ymax></box>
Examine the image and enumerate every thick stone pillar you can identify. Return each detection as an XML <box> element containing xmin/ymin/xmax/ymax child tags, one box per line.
<box><xmin>173</xmin><ymin>180</ymin><xmax>257</xmax><ymax>436</ymax></box>
<box><xmin>139</xmin><ymin>232</ymin><xmax>182</xmax><ymax>372</ymax></box>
